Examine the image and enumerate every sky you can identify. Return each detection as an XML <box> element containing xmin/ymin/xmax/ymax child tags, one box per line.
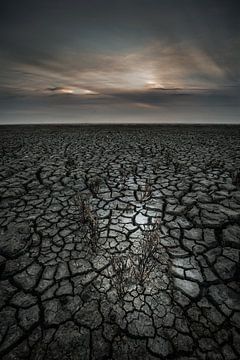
<box><xmin>0</xmin><ymin>0</ymin><xmax>239</xmax><ymax>124</ymax></box>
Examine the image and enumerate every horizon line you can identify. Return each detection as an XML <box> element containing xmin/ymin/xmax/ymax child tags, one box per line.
<box><xmin>1</xmin><ymin>122</ymin><xmax>240</xmax><ymax>126</ymax></box>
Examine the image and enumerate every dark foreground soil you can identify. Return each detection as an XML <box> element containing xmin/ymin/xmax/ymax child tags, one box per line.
<box><xmin>0</xmin><ymin>125</ymin><xmax>240</xmax><ymax>360</ymax></box>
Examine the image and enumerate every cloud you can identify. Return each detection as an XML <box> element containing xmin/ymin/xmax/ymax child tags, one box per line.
<box><xmin>0</xmin><ymin>0</ymin><xmax>239</xmax><ymax>123</ymax></box>
<box><xmin>0</xmin><ymin>39</ymin><xmax>235</xmax><ymax>98</ymax></box>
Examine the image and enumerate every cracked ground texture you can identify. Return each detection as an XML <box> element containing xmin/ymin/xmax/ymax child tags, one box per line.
<box><xmin>0</xmin><ymin>125</ymin><xmax>240</xmax><ymax>360</ymax></box>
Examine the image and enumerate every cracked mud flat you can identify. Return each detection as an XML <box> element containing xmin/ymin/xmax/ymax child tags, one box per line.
<box><xmin>0</xmin><ymin>125</ymin><xmax>240</xmax><ymax>360</ymax></box>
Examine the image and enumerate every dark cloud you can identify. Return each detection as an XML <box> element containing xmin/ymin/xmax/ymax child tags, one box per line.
<box><xmin>47</xmin><ymin>87</ymin><xmax>64</xmax><ymax>92</ymax></box>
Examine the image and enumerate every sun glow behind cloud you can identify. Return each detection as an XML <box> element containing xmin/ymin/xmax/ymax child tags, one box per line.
<box><xmin>1</xmin><ymin>40</ymin><xmax>237</xmax><ymax>106</ymax></box>
<box><xmin>46</xmin><ymin>86</ymin><xmax>98</xmax><ymax>95</ymax></box>
<box><xmin>4</xmin><ymin>41</ymin><xmax>230</xmax><ymax>98</ymax></box>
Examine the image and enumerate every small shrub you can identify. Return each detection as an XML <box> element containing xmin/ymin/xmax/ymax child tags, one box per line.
<box><xmin>205</xmin><ymin>158</ymin><xmax>225</xmax><ymax>170</ymax></box>
<box><xmin>74</xmin><ymin>193</ymin><xmax>100</xmax><ymax>251</ymax></box>
<box><xmin>132</xmin><ymin>227</ymin><xmax>159</xmax><ymax>286</ymax></box>
<box><xmin>125</xmin><ymin>203</ymin><xmax>135</xmax><ymax>214</ymax></box>
<box><xmin>74</xmin><ymin>193</ymin><xmax>91</xmax><ymax>224</ymax></box>
<box><xmin>65</xmin><ymin>155</ymin><xmax>77</xmax><ymax>171</ymax></box>
<box><xmin>86</xmin><ymin>176</ymin><xmax>101</xmax><ymax>196</ymax></box>
<box><xmin>83</xmin><ymin>205</ymin><xmax>99</xmax><ymax>251</ymax></box>
<box><xmin>111</xmin><ymin>255</ymin><xmax>131</xmax><ymax>301</ymax></box>
<box><xmin>232</xmin><ymin>169</ymin><xmax>240</xmax><ymax>187</ymax></box>
<box><xmin>173</xmin><ymin>161</ymin><xmax>183</xmax><ymax>174</ymax></box>
<box><xmin>139</xmin><ymin>180</ymin><xmax>152</xmax><ymax>202</ymax></box>
<box><xmin>119</xmin><ymin>168</ymin><xmax>129</xmax><ymax>179</ymax></box>
<box><xmin>86</xmin><ymin>222</ymin><xmax>99</xmax><ymax>252</ymax></box>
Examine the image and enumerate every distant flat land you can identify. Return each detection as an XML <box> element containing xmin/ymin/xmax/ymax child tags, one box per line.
<box><xmin>0</xmin><ymin>125</ymin><xmax>240</xmax><ymax>359</ymax></box>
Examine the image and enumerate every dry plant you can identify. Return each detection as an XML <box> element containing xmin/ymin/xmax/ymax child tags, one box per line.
<box><xmin>74</xmin><ymin>193</ymin><xmax>91</xmax><ymax>224</ymax></box>
<box><xmin>74</xmin><ymin>193</ymin><xmax>100</xmax><ymax>251</ymax></box>
<box><xmin>132</xmin><ymin>225</ymin><xmax>159</xmax><ymax>286</ymax></box>
<box><xmin>111</xmin><ymin>255</ymin><xmax>132</xmax><ymax>301</ymax></box>
<box><xmin>139</xmin><ymin>179</ymin><xmax>152</xmax><ymax>202</ymax></box>
<box><xmin>86</xmin><ymin>215</ymin><xmax>99</xmax><ymax>252</ymax></box>
<box><xmin>65</xmin><ymin>155</ymin><xmax>77</xmax><ymax>171</ymax></box>
<box><xmin>125</xmin><ymin>203</ymin><xmax>135</xmax><ymax>214</ymax></box>
<box><xmin>132</xmin><ymin>164</ymin><xmax>138</xmax><ymax>176</ymax></box>
<box><xmin>164</xmin><ymin>149</ymin><xmax>173</xmax><ymax>166</ymax></box>
<box><xmin>119</xmin><ymin>167</ymin><xmax>129</xmax><ymax>179</ymax></box>
<box><xmin>109</xmin><ymin>222</ymin><xmax>162</xmax><ymax>300</ymax></box>
<box><xmin>86</xmin><ymin>176</ymin><xmax>101</xmax><ymax>196</ymax></box>
<box><xmin>205</xmin><ymin>158</ymin><xmax>225</xmax><ymax>170</ymax></box>
<box><xmin>231</xmin><ymin>169</ymin><xmax>240</xmax><ymax>188</ymax></box>
<box><xmin>173</xmin><ymin>161</ymin><xmax>183</xmax><ymax>174</ymax></box>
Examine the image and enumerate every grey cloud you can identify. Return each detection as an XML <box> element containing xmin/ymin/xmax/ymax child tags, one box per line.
<box><xmin>0</xmin><ymin>0</ymin><xmax>239</xmax><ymax>123</ymax></box>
